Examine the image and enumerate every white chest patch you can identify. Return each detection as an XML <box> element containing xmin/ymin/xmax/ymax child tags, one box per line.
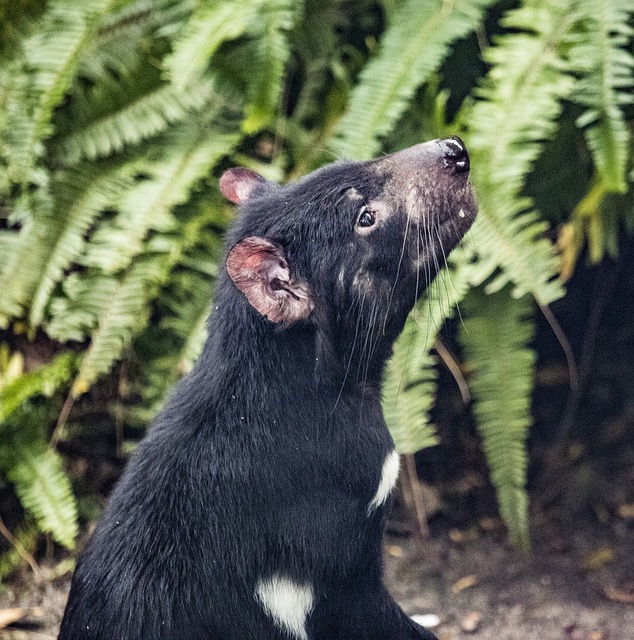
<box><xmin>255</xmin><ymin>574</ymin><xmax>314</xmax><ymax>640</ymax></box>
<box><xmin>368</xmin><ymin>449</ymin><xmax>400</xmax><ymax>513</ymax></box>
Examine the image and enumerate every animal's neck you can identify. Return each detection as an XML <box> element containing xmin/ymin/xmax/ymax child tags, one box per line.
<box><xmin>196</xmin><ymin>295</ymin><xmax>388</xmax><ymax>410</ymax></box>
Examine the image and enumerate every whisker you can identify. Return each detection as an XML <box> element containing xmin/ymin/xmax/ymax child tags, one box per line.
<box><xmin>331</xmin><ymin>289</ymin><xmax>366</xmax><ymax>415</ymax></box>
<box><xmin>359</xmin><ymin>296</ymin><xmax>381</xmax><ymax>385</ymax></box>
<box><xmin>383</xmin><ymin>198</ymin><xmax>414</xmax><ymax>334</ymax></box>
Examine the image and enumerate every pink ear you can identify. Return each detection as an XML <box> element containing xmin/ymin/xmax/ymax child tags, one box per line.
<box><xmin>226</xmin><ymin>237</ymin><xmax>314</xmax><ymax>325</ymax></box>
<box><xmin>219</xmin><ymin>168</ymin><xmax>265</xmax><ymax>204</ymax></box>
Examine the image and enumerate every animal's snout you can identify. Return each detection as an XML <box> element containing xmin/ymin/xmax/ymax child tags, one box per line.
<box><xmin>438</xmin><ymin>136</ymin><xmax>470</xmax><ymax>174</ymax></box>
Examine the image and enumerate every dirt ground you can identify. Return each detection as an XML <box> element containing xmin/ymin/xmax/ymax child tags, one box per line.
<box><xmin>385</xmin><ymin>521</ymin><xmax>634</xmax><ymax>640</ymax></box>
<box><xmin>1</xmin><ymin>508</ymin><xmax>633</xmax><ymax>640</ymax></box>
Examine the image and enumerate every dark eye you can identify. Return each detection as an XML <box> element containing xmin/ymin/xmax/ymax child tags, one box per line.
<box><xmin>357</xmin><ymin>207</ymin><xmax>376</xmax><ymax>228</ymax></box>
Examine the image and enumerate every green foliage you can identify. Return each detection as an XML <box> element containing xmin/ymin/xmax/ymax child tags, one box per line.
<box><xmin>2</xmin><ymin>0</ymin><xmax>116</xmax><ymax>185</ymax></box>
<box><xmin>384</xmin><ymin>251</ymin><xmax>474</xmax><ymax>453</ymax></box>
<box><xmin>460</xmin><ymin>288</ymin><xmax>535</xmax><ymax>551</ymax></box>
<box><xmin>332</xmin><ymin>0</ymin><xmax>497</xmax><ymax>160</ymax></box>
<box><xmin>54</xmin><ymin>71</ymin><xmax>217</xmax><ymax>165</ymax></box>
<box><xmin>241</xmin><ymin>0</ymin><xmax>302</xmax><ymax>133</ymax></box>
<box><xmin>0</xmin><ymin>351</ymin><xmax>76</xmax><ymax>422</ymax></box>
<box><xmin>0</xmin><ymin>162</ymin><xmax>137</xmax><ymax>327</ymax></box>
<box><xmin>0</xmin><ymin>0</ymin><xmax>633</xmax><ymax>573</ymax></box>
<box><xmin>0</xmin><ymin>521</ymin><xmax>39</xmax><ymax>581</ymax></box>
<box><xmin>0</xmin><ymin>354</ymin><xmax>79</xmax><ymax>550</ymax></box>
<box><xmin>384</xmin><ymin>323</ymin><xmax>439</xmax><ymax>455</ymax></box>
<box><xmin>6</xmin><ymin>431</ymin><xmax>79</xmax><ymax>550</ymax></box>
<box><xmin>464</xmin><ymin>0</ymin><xmax>575</xmax><ymax>305</ymax></box>
<box><xmin>569</xmin><ymin>0</ymin><xmax>634</xmax><ymax>193</ymax></box>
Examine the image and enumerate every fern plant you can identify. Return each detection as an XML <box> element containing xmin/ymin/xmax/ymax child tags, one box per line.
<box><xmin>569</xmin><ymin>0</ymin><xmax>633</xmax><ymax>194</ymax></box>
<box><xmin>0</xmin><ymin>353</ymin><xmax>78</xmax><ymax>550</ymax></box>
<box><xmin>331</xmin><ymin>0</ymin><xmax>497</xmax><ymax>160</ymax></box>
<box><xmin>460</xmin><ymin>289</ymin><xmax>535</xmax><ymax>551</ymax></box>
<box><xmin>0</xmin><ymin>0</ymin><xmax>633</xmax><ymax>574</ymax></box>
<box><xmin>328</xmin><ymin>0</ymin><xmax>633</xmax><ymax>546</ymax></box>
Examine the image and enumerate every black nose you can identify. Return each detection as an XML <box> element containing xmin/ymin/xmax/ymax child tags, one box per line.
<box><xmin>440</xmin><ymin>136</ymin><xmax>470</xmax><ymax>174</ymax></box>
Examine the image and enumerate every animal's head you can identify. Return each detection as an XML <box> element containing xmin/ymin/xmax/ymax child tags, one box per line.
<box><xmin>220</xmin><ymin>138</ymin><xmax>476</xmax><ymax>382</ymax></box>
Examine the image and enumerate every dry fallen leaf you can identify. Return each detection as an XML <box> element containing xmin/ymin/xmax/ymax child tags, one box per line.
<box><xmin>602</xmin><ymin>584</ymin><xmax>634</xmax><ymax>604</ymax></box>
<box><xmin>0</xmin><ymin>608</ymin><xmax>27</xmax><ymax>629</ymax></box>
<box><xmin>451</xmin><ymin>574</ymin><xmax>478</xmax><ymax>594</ymax></box>
<box><xmin>385</xmin><ymin>544</ymin><xmax>403</xmax><ymax>558</ymax></box>
<box><xmin>461</xmin><ymin>611</ymin><xmax>482</xmax><ymax>633</ymax></box>
<box><xmin>479</xmin><ymin>516</ymin><xmax>504</xmax><ymax>532</ymax></box>
<box><xmin>448</xmin><ymin>528</ymin><xmax>479</xmax><ymax>544</ymax></box>
<box><xmin>582</xmin><ymin>547</ymin><xmax>614</xmax><ymax>571</ymax></box>
<box><xmin>617</xmin><ymin>503</ymin><xmax>634</xmax><ymax>519</ymax></box>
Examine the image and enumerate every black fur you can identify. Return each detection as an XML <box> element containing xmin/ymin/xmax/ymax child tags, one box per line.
<box><xmin>59</xmin><ymin>138</ymin><xmax>476</xmax><ymax>640</ymax></box>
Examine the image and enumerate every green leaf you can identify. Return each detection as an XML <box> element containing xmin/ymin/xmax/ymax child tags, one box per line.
<box><xmin>242</xmin><ymin>0</ymin><xmax>301</xmax><ymax>133</ymax></box>
<box><xmin>569</xmin><ymin>0</ymin><xmax>634</xmax><ymax>193</ymax></box>
<box><xmin>165</xmin><ymin>0</ymin><xmax>267</xmax><ymax>91</ymax></box>
<box><xmin>464</xmin><ymin>0</ymin><xmax>578</xmax><ymax>304</ymax></box>
<box><xmin>69</xmin><ymin>123</ymin><xmax>238</xmax><ymax>394</ymax></box>
<box><xmin>384</xmin><ymin>333</ymin><xmax>439</xmax><ymax>455</ymax></box>
<box><xmin>76</xmin><ymin>0</ymin><xmax>193</xmax><ymax>81</ymax></box>
<box><xmin>4</xmin><ymin>0</ymin><xmax>117</xmax><ymax>183</ymax></box>
<box><xmin>383</xmin><ymin>251</ymin><xmax>474</xmax><ymax>454</ymax></box>
<box><xmin>460</xmin><ymin>287</ymin><xmax>535</xmax><ymax>551</ymax></box>
<box><xmin>0</xmin><ymin>162</ymin><xmax>136</xmax><ymax>328</ymax></box>
<box><xmin>80</xmin><ymin>122</ymin><xmax>239</xmax><ymax>273</ymax></box>
<box><xmin>72</xmin><ymin>256</ymin><xmax>165</xmax><ymax>395</ymax></box>
<box><xmin>54</xmin><ymin>71</ymin><xmax>217</xmax><ymax>165</ymax></box>
<box><xmin>331</xmin><ymin>0</ymin><xmax>496</xmax><ymax>160</ymax></box>
<box><xmin>7</xmin><ymin>445</ymin><xmax>78</xmax><ymax>549</ymax></box>
<box><xmin>0</xmin><ymin>352</ymin><xmax>77</xmax><ymax>423</ymax></box>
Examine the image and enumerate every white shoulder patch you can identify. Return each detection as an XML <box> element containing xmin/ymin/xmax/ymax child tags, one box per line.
<box><xmin>256</xmin><ymin>574</ymin><xmax>314</xmax><ymax>640</ymax></box>
<box><xmin>368</xmin><ymin>449</ymin><xmax>400</xmax><ymax>513</ymax></box>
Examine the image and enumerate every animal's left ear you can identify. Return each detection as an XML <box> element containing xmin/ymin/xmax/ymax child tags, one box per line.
<box><xmin>226</xmin><ymin>237</ymin><xmax>314</xmax><ymax>325</ymax></box>
<box><xmin>219</xmin><ymin>168</ymin><xmax>266</xmax><ymax>204</ymax></box>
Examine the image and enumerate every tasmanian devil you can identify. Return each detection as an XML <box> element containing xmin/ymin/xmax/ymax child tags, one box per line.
<box><xmin>58</xmin><ymin>136</ymin><xmax>476</xmax><ymax>640</ymax></box>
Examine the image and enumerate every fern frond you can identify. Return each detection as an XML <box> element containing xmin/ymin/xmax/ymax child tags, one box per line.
<box><xmin>1</xmin><ymin>403</ymin><xmax>78</xmax><ymax>550</ymax></box>
<box><xmin>165</xmin><ymin>0</ymin><xmax>267</xmax><ymax>91</ymax></box>
<box><xmin>569</xmin><ymin>0</ymin><xmax>634</xmax><ymax>193</ymax></box>
<box><xmin>468</xmin><ymin>205</ymin><xmax>562</xmax><ymax>302</ymax></box>
<box><xmin>54</xmin><ymin>70</ymin><xmax>216</xmax><ymax>165</ymax></box>
<box><xmin>0</xmin><ymin>162</ymin><xmax>135</xmax><ymax>328</ymax></box>
<box><xmin>77</xmin><ymin>0</ymin><xmax>193</xmax><ymax>80</ymax></box>
<box><xmin>406</xmin><ymin>251</ymin><xmax>475</xmax><ymax>380</ymax></box>
<box><xmin>7</xmin><ymin>444</ymin><xmax>78</xmax><ymax>549</ymax></box>
<box><xmin>331</xmin><ymin>0</ymin><xmax>496</xmax><ymax>160</ymax></box>
<box><xmin>122</xmin><ymin>210</ymin><xmax>224</xmax><ymax>423</ymax></box>
<box><xmin>4</xmin><ymin>0</ymin><xmax>116</xmax><ymax>183</ymax></box>
<box><xmin>460</xmin><ymin>287</ymin><xmax>535</xmax><ymax>550</ymax></box>
<box><xmin>127</xmin><ymin>292</ymin><xmax>211</xmax><ymax>423</ymax></box>
<box><xmin>80</xmin><ymin>123</ymin><xmax>239</xmax><ymax>273</ymax></box>
<box><xmin>71</xmin><ymin>256</ymin><xmax>167</xmax><ymax>396</ymax></box>
<box><xmin>383</xmin><ymin>251</ymin><xmax>474</xmax><ymax>453</ymax></box>
<box><xmin>0</xmin><ymin>352</ymin><xmax>76</xmax><ymax>422</ymax></box>
<box><xmin>71</xmin><ymin>198</ymin><xmax>222</xmax><ymax>395</ymax></box>
<box><xmin>70</xmin><ymin>125</ymin><xmax>235</xmax><ymax>394</ymax></box>
<box><xmin>242</xmin><ymin>0</ymin><xmax>301</xmax><ymax>133</ymax></box>
<box><xmin>0</xmin><ymin>231</ymin><xmax>18</xmax><ymax>266</ymax></box>
<box><xmin>464</xmin><ymin>0</ymin><xmax>577</xmax><ymax>304</ymax></box>
<box><xmin>46</xmin><ymin>271</ymin><xmax>118</xmax><ymax>342</ymax></box>
<box><xmin>384</xmin><ymin>333</ymin><xmax>438</xmax><ymax>455</ymax></box>
<box><xmin>160</xmin><ymin>267</ymin><xmax>217</xmax><ymax>375</ymax></box>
